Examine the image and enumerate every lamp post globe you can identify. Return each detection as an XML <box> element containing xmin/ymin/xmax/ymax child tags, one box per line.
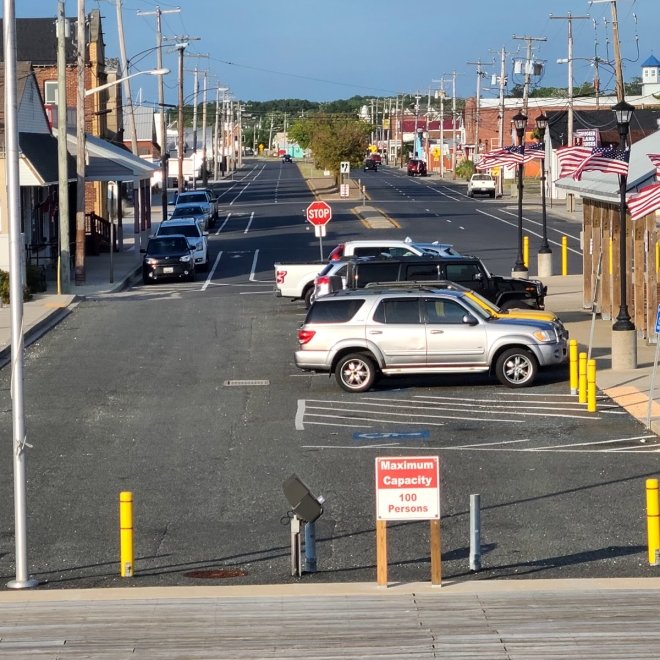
<box><xmin>512</xmin><ymin>111</ymin><xmax>527</xmax><ymax>276</ymax></box>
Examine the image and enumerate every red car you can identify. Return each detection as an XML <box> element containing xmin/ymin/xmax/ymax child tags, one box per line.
<box><xmin>407</xmin><ymin>159</ymin><xmax>427</xmax><ymax>176</ymax></box>
<box><xmin>369</xmin><ymin>153</ymin><xmax>382</xmax><ymax>165</ymax></box>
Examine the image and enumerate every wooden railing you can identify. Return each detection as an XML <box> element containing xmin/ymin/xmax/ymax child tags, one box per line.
<box><xmin>84</xmin><ymin>212</ymin><xmax>112</xmax><ymax>255</ymax></box>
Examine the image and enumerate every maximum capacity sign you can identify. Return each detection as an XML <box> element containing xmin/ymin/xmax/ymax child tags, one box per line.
<box><xmin>375</xmin><ymin>456</ymin><xmax>440</xmax><ymax>521</ymax></box>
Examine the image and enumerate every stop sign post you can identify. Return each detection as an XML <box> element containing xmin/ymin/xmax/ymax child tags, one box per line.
<box><xmin>306</xmin><ymin>201</ymin><xmax>332</xmax><ymax>260</ymax></box>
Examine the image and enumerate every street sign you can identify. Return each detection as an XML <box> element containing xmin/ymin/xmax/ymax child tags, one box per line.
<box><xmin>306</xmin><ymin>201</ymin><xmax>332</xmax><ymax>226</ymax></box>
<box><xmin>340</xmin><ymin>183</ymin><xmax>349</xmax><ymax>198</ymax></box>
<box><xmin>375</xmin><ymin>456</ymin><xmax>440</xmax><ymax>521</ymax></box>
<box><xmin>340</xmin><ymin>161</ymin><xmax>350</xmax><ymax>174</ymax></box>
<box><xmin>314</xmin><ymin>224</ymin><xmax>326</xmax><ymax>238</ymax></box>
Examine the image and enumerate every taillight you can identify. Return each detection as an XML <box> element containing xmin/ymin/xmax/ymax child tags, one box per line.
<box><xmin>276</xmin><ymin>269</ymin><xmax>287</xmax><ymax>284</ymax></box>
<box><xmin>329</xmin><ymin>244</ymin><xmax>344</xmax><ymax>261</ymax></box>
<box><xmin>315</xmin><ymin>275</ymin><xmax>330</xmax><ymax>287</ymax></box>
<box><xmin>297</xmin><ymin>329</ymin><xmax>316</xmax><ymax>344</ymax></box>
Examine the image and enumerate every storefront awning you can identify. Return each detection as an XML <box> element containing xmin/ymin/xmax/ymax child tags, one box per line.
<box><xmin>54</xmin><ymin>129</ymin><xmax>158</xmax><ymax>182</ymax></box>
<box><xmin>18</xmin><ymin>132</ymin><xmax>74</xmax><ymax>186</ymax></box>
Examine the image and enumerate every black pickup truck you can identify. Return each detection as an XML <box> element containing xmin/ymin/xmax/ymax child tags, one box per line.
<box><xmin>332</xmin><ymin>255</ymin><xmax>546</xmax><ymax>309</ymax></box>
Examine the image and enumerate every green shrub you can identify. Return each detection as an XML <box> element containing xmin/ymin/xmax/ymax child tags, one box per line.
<box><xmin>0</xmin><ymin>269</ymin><xmax>33</xmax><ymax>304</ymax></box>
<box><xmin>455</xmin><ymin>159</ymin><xmax>476</xmax><ymax>180</ymax></box>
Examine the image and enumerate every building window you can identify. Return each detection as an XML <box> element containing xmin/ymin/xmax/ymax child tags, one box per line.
<box><xmin>44</xmin><ymin>81</ymin><xmax>58</xmax><ymax>104</ymax></box>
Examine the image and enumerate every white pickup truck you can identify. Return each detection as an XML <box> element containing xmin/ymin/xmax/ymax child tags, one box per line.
<box><xmin>274</xmin><ymin>262</ymin><xmax>327</xmax><ymax>307</ymax></box>
<box><xmin>467</xmin><ymin>173</ymin><xmax>496</xmax><ymax>198</ymax></box>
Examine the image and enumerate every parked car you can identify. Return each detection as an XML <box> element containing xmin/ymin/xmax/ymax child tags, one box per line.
<box><xmin>174</xmin><ymin>189</ymin><xmax>218</xmax><ymax>224</ymax></box>
<box><xmin>407</xmin><ymin>159</ymin><xmax>427</xmax><ymax>176</ymax></box>
<box><xmin>169</xmin><ymin>203</ymin><xmax>212</xmax><ymax>232</ymax></box>
<box><xmin>363</xmin><ymin>158</ymin><xmax>378</xmax><ymax>172</ymax></box>
<box><xmin>141</xmin><ymin>235</ymin><xmax>195</xmax><ymax>285</ymax></box>
<box><xmin>157</xmin><ymin>218</ymin><xmax>209</xmax><ymax>271</ymax></box>
<box><xmin>323</xmin><ymin>255</ymin><xmax>547</xmax><ymax>309</ymax></box>
<box><xmin>467</xmin><ymin>174</ymin><xmax>496</xmax><ymax>198</ymax></box>
<box><xmin>295</xmin><ymin>288</ymin><xmax>567</xmax><ymax>392</ymax></box>
<box><xmin>282</xmin><ymin>154</ymin><xmax>293</xmax><ymax>163</ymax></box>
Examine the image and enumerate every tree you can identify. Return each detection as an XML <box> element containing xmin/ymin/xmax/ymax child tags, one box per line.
<box><xmin>290</xmin><ymin>116</ymin><xmax>370</xmax><ymax>183</ymax></box>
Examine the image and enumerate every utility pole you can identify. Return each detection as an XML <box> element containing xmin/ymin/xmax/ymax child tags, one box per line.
<box><xmin>497</xmin><ymin>47</ymin><xmax>507</xmax><ymax>197</ymax></box>
<box><xmin>176</xmin><ymin>42</ymin><xmax>186</xmax><ymax>193</ymax></box>
<box><xmin>213</xmin><ymin>86</ymin><xmax>220</xmax><ymax>179</ymax></box>
<box><xmin>445</xmin><ymin>72</ymin><xmax>459</xmax><ymax>173</ymax></box>
<box><xmin>268</xmin><ymin>112</ymin><xmax>274</xmax><ymax>153</ymax></box>
<box><xmin>56</xmin><ymin>0</ymin><xmax>70</xmax><ymax>293</ymax></box>
<box><xmin>74</xmin><ymin>0</ymin><xmax>86</xmax><ymax>284</ymax></box>
<box><xmin>412</xmin><ymin>91</ymin><xmax>421</xmax><ymax>158</ymax></box>
<box><xmin>201</xmin><ymin>72</ymin><xmax>208</xmax><ymax>187</ymax></box>
<box><xmin>551</xmin><ymin>13</ymin><xmax>589</xmax><ymax>147</ymax></box>
<box><xmin>467</xmin><ymin>59</ymin><xmax>490</xmax><ymax>166</ymax></box>
<box><xmin>591</xmin><ymin>0</ymin><xmax>625</xmax><ymax>101</ymax></box>
<box><xmin>117</xmin><ymin>0</ymin><xmax>144</xmax><ymax>249</ymax></box>
<box><xmin>137</xmin><ymin>6</ymin><xmax>180</xmax><ymax>223</ymax></box>
<box><xmin>592</xmin><ymin>19</ymin><xmax>602</xmax><ymax>108</ymax></box>
<box><xmin>512</xmin><ymin>34</ymin><xmax>547</xmax><ymax>117</ymax></box>
<box><xmin>4</xmin><ymin>0</ymin><xmax>39</xmax><ymax>591</ymax></box>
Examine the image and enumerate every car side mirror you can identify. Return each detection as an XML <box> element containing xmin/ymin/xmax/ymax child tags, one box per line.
<box><xmin>473</xmin><ymin>272</ymin><xmax>482</xmax><ymax>281</ymax></box>
<box><xmin>463</xmin><ymin>314</ymin><xmax>478</xmax><ymax>326</ymax></box>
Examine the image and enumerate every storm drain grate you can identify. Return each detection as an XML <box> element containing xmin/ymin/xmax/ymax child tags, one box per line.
<box><xmin>184</xmin><ymin>568</ymin><xmax>247</xmax><ymax>579</ymax></box>
<box><xmin>223</xmin><ymin>379</ymin><xmax>270</xmax><ymax>386</ymax></box>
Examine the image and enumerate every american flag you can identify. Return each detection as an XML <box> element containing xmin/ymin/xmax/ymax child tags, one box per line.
<box><xmin>476</xmin><ymin>145</ymin><xmax>524</xmax><ymax>170</ymax></box>
<box><xmin>627</xmin><ymin>182</ymin><xmax>660</xmax><ymax>221</ymax></box>
<box><xmin>523</xmin><ymin>141</ymin><xmax>546</xmax><ymax>162</ymax></box>
<box><xmin>572</xmin><ymin>147</ymin><xmax>629</xmax><ymax>181</ymax></box>
<box><xmin>555</xmin><ymin>146</ymin><xmax>593</xmax><ymax>178</ymax></box>
<box><xmin>646</xmin><ymin>153</ymin><xmax>660</xmax><ymax>178</ymax></box>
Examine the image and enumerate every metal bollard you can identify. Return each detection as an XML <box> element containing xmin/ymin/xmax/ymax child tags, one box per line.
<box><xmin>569</xmin><ymin>339</ymin><xmax>578</xmax><ymax>395</ymax></box>
<box><xmin>646</xmin><ymin>479</ymin><xmax>660</xmax><ymax>566</ymax></box>
<box><xmin>561</xmin><ymin>236</ymin><xmax>568</xmax><ymax>276</ymax></box>
<box><xmin>523</xmin><ymin>236</ymin><xmax>529</xmax><ymax>269</ymax></box>
<box><xmin>469</xmin><ymin>494</ymin><xmax>481</xmax><ymax>571</ymax></box>
<box><xmin>587</xmin><ymin>359</ymin><xmax>597</xmax><ymax>412</ymax></box>
<box><xmin>578</xmin><ymin>352</ymin><xmax>587</xmax><ymax>404</ymax></box>
<box><xmin>119</xmin><ymin>491</ymin><xmax>134</xmax><ymax>577</ymax></box>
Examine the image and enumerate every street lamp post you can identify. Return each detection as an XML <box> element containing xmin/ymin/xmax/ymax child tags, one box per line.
<box><xmin>535</xmin><ymin>113</ymin><xmax>552</xmax><ymax>278</ymax></box>
<box><xmin>512</xmin><ymin>111</ymin><xmax>528</xmax><ymax>277</ymax></box>
<box><xmin>611</xmin><ymin>99</ymin><xmax>637</xmax><ymax>368</ymax></box>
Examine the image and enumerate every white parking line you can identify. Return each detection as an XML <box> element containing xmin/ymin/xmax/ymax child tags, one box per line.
<box><xmin>215</xmin><ymin>213</ymin><xmax>231</xmax><ymax>234</ymax></box>
<box><xmin>201</xmin><ymin>250</ymin><xmax>222</xmax><ymax>291</ymax></box>
<box><xmin>243</xmin><ymin>211</ymin><xmax>255</xmax><ymax>234</ymax></box>
<box><xmin>249</xmin><ymin>249</ymin><xmax>259</xmax><ymax>281</ymax></box>
<box><xmin>295</xmin><ymin>399</ymin><xmax>305</xmax><ymax>430</ymax></box>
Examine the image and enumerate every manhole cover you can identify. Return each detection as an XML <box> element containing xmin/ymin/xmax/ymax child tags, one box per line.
<box><xmin>223</xmin><ymin>379</ymin><xmax>270</xmax><ymax>386</ymax></box>
<box><xmin>184</xmin><ymin>568</ymin><xmax>247</xmax><ymax>579</ymax></box>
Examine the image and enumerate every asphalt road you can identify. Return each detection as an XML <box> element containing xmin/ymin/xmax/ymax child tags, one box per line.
<box><xmin>0</xmin><ymin>160</ymin><xmax>655</xmax><ymax>590</ymax></box>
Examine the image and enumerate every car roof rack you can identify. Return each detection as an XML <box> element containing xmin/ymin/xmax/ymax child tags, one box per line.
<box><xmin>363</xmin><ymin>280</ymin><xmax>470</xmax><ymax>292</ymax></box>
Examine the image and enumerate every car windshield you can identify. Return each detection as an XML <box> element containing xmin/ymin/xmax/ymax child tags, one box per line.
<box><xmin>177</xmin><ymin>194</ymin><xmax>208</xmax><ymax>204</ymax></box>
<box><xmin>172</xmin><ymin>206</ymin><xmax>203</xmax><ymax>217</ymax></box>
<box><xmin>147</xmin><ymin>237</ymin><xmax>189</xmax><ymax>255</ymax></box>
<box><xmin>458</xmin><ymin>295</ymin><xmax>492</xmax><ymax>320</ymax></box>
<box><xmin>158</xmin><ymin>224</ymin><xmax>200</xmax><ymax>238</ymax></box>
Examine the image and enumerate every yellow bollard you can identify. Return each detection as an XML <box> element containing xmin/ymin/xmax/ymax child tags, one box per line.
<box><xmin>587</xmin><ymin>359</ymin><xmax>597</xmax><ymax>412</ymax></box>
<box><xmin>569</xmin><ymin>339</ymin><xmax>578</xmax><ymax>395</ymax></box>
<box><xmin>578</xmin><ymin>352</ymin><xmax>587</xmax><ymax>404</ymax></box>
<box><xmin>120</xmin><ymin>491</ymin><xmax>134</xmax><ymax>577</ymax></box>
<box><xmin>646</xmin><ymin>479</ymin><xmax>660</xmax><ymax>566</ymax></box>
<box><xmin>523</xmin><ymin>235</ymin><xmax>529</xmax><ymax>269</ymax></box>
<box><xmin>561</xmin><ymin>236</ymin><xmax>568</xmax><ymax>276</ymax></box>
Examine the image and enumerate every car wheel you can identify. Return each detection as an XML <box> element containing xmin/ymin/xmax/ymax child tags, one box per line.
<box><xmin>495</xmin><ymin>348</ymin><xmax>538</xmax><ymax>388</ymax></box>
<box><xmin>335</xmin><ymin>353</ymin><xmax>376</xmax><ymax>393</ymax></box>
<box><xmin>303</xmin><ymin>286</ymin><xmax>314</xmax><ymax>309</ymax></box>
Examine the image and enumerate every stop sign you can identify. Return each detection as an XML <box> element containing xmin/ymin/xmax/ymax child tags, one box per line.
<box><xmin>306</xmin><ymin>201</ymin><xmax>332</xmax><ymax>226</ymax></box>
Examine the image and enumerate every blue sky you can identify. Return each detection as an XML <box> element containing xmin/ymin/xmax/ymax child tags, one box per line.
<box><xmin>14</xmin><ymin>0</ymin><xmax>658</xmax><ymax>105</ymax></box>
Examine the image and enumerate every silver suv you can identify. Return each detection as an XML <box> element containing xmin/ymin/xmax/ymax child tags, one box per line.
<box><xmin>295</xmin><ymin>288</ymin><xmax>567</xmax><ymax>392</ymax></box>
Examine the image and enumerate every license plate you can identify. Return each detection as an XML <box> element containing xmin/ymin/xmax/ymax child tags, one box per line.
<box><xmin>163</xmin><ymin>267</ymin><xmax>174</xmax><ymax>274</ymax></box>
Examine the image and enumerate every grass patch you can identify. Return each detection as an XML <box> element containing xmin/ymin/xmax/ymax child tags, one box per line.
<box><xmin>296</xmin><ymin>160</ymin><xmax>330</xmax><ymax>179</ymax></box>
